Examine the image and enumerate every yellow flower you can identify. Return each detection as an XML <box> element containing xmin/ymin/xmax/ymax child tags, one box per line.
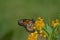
<box><xmin>51</xmin><ymin>19</ymin><xmax>59</xmax><ymax>27</ymax></box>
<box><xmin>33</xmin><ymin>17</ymin><xmax>45</xmax><ymax>30</ymax></box>
<box><xmin>40</xmin><ymin>30</ymin><xmax>43</xmax><ymax>34</ymax></box>
<box><xmin>28</xmin><ymin>31</ymin><xmax>38</xmax><ymax>40</ymax></box>
<box><xmin>43</xmin><ymin>34</ymin><xmax>46</xmax><ymax>38</ymax></box>
<box><xmin>33</xmin><ymin>26</ymin><xmax>36</xmax><ymax>29</ymax></box>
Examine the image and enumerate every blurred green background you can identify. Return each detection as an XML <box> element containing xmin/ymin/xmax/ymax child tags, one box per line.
<box><xmin>0</xmin><ymin>0</ymin><xmax>60</xmax><ymax>40</ymax></box>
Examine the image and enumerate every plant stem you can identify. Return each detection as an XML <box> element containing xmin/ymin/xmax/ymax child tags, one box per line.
<box><xmin>47</xmin><ymin>35</ymin><xmax>51</xmax><ymax>40</ymax></box>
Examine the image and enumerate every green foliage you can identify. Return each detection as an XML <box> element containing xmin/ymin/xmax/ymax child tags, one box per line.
<box><xmin>43</xmin><ymin>24</ymin><xmax>60</xmax><ymax>40</ymax></box>
<box><xmin>43</xmin><ymin>24</ymin><xmax>52</xmax><ymax>35</ymax></box>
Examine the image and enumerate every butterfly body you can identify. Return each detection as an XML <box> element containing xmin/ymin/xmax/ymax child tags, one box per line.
<box><xmin>18</xmin><ymin>19</ymin><xmax>35</xmax><ymax>32</ymax></box>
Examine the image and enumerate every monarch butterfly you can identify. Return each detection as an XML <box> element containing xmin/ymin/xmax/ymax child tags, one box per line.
<box><xmin>18</xmin><ymin>19</ymin><xmax>35</xmax><ymax>32</ymax></box>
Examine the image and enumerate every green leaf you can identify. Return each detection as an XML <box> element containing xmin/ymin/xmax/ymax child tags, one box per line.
<box><xmin>56</xmin><ymin>35</ymin><xmax>60</xmax><ymax>38</ymax></box>
<box><xmin>43</xmin><ymin>24</ymin><xmax>52</xmax><ymax>35</ymax></box>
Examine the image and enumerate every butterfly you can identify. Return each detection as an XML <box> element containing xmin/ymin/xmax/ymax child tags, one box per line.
<box><xmin>18</xmin><ymin>19</ymin><xmax>35</xmax><ymax>32</ymax></box>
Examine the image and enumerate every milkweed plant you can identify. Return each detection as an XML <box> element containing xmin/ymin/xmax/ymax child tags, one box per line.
<box><xmin>28</xmin><ymin>17</ymin><xmax>60</xmax><ymax>40</ymax></box>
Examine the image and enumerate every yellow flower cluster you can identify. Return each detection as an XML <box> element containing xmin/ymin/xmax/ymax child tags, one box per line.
<box><xmin>28</xmin><ymin>17</ymin><xmax>59</xmax><ymax>40</ymax></box>
<box><xmin>28</xmin><ymin>17</ymin><xmax>46</xmax><ymax>40</ymax></box>
<box><xmin>33</xmin><ymin>17</ymin><xmax>45</xmax><ymax>30</ymax></box>
<box><xmin>51</xmin><ymin>19</ymin><xmax>59</xmax><ymax>27</ymax></box>
<box><xmin>28</xmin><ymin>31</ymin><xmax>38</xmax><ymax>40</ymax></box>
<box><xmin>28</xmin><ymin>31</ymin><xmax>46</xmax><ymax>40</ymax></box>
